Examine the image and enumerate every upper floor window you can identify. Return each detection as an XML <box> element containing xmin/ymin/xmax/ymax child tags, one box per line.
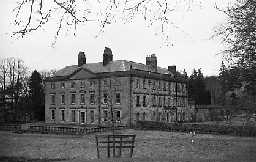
<box><xmin>158</xmin><ymin>81</ymin><xmax>161</xmax><ymax>90</ymax></box>
<box><xmin>136</xmin><ymin>79</ymin><xmax>140</xmax><ymax>88</ymax></box>
<box><xmin>177</xmin><ymin>83</ymin><xmax>182</xmax><ymax>93</ymax></box>
<box><xmin>152</xmin><ymin>80</ymin><xmax>156</xmax><ymax>90</ymax></box>
<box><xmin>136</xmin><ymin>96</ymin><xmax>140</xmax><ymax>107</ymax></box>
<box><xmin>148</xmin><ymin>79</ymin><xmax>151</xmax><ymax>85</ymax></box>
<box><xmin>163</xmin><ymin>96</ymin><xmax>166</xmax><ymax>106</ymax></box>
<box><xmin>61</xmin><ymin>82</ymin><xmax>65</xmax><ymax>88</ymax></box>
<box><xmin>103</xmin><ymin>110</ymin><xmax>108</xmax><ymax>121</ymax></box>
<box><xmin>142</xmin><ymin>112</ymin><xmax>146</xmax><ymax>120</ymax></box>
<box><xmin>80</xmin><ymin>93</ymin><xmax>85</xmax><ymax>104</ymax></box>
<box><xmin>172</xmin><ymin>82</ymin><xmax>176</xmax><ymax>93</ymax></box>
<box><xmin>71</xmin><ymin>94</ymin><xmax>76</xmax><ymax>104</ymax></box>
<box><xmin>50</xmin><ymin>82</ymin><xmax>55</xmax><ymax>89</ymax></box>
<box><xmin>168</xmin><ymin>82</ymin><xmax>171</xmax><ymax>92</ymax></box>
<box><xmin>90</xmin><ymin>110</ymin><xmax>94</xmax><ymax>123</ymax></box>
<box><xmin>90</xmin><ymin>92</ymin><xmax>95</xmax><ymax>104</ymax></box>
<box><xmin>163</xmin><ymin>82</ymin><xmax>166</xmax><ymax>91</ymax></box>
<box><xmin>50</xmin><ymin>94</ymin><xmax>55</xmax><ymax>105</ymax></box>
<box><xmin>158</xmin><ymin>96</ymin><xmax>162</xmax><ymax>106</ymax></box>
<box><xmin>136</xmin><ymin>112</ymin><xmax>140</xmax><ymax>121</ymax></box>
<box><xmin>61</xmin><ymin>94</ymin><xmax>65</xmax><ymax>104</ymax></box>
<box><xmin>61</xmin><ymin>110</ymin><xmax>65</xmax><ymax>121</ymax></box>
<box><xmin>143</xmin><ymin>79</ymin><xmax>146</xmax><ymax>89</ymax></box>
<box><xmin>90</xmin><ymin>81</ymin><xmax>95</xmax><ymax>87</ymax></box>
<box><xmin>103</xmin><ymin>93</ymin><xmax>108</xmax><ymax>104</ymax></box>
<box><xmin>152</xmin><ymin>95</ymin><xmax>156</xmax><ymax>107</ymax></box>
<box><xmin>103</xmin><ymin>80</ymin><xmax>108</xmax><ymax>87</ymax></box>
<box><xmin>115</xmin><ymin>93</ymin><xmax>121</xmax><ymax>104</ymax></box>
<box><xmin>80</xmin><ymin>81</ymin><xmax>85</xmax><ymax>88</ymax></box>
<box><xmin>143</xmin><ymin>95</ymin><xmax>147</xmax><ymax>107</ymax></box>
<box><xmin>71</xmin><ymin>110</ymin><xmax>76</xmax><ymax>122</ymax></box>
<box><xmin>71</xmin><ymin>82</ymin><xmax>76</xmax><ymax>88</ymax></box>
<box><xmin>152</xmin><ymin>111</ymin><xmax>156</xmax><ymax>120</ymax></box>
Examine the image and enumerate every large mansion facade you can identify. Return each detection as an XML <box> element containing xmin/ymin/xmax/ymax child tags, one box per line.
<box><xmin>45</xmin><ymin>47</ymin><xmax>189</xmax><ymax>126</ymax></box>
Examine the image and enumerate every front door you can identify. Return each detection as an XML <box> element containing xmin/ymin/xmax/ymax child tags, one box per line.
<box><xmin>80</xmin><ymin>112</ymin><xmax>86</xmax><ymax>124</ymax></box>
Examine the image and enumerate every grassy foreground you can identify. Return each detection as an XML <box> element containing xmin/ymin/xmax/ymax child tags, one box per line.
<box><xmin>0</xmin><ymin>129</ymin><xmax>256</xmax><ymax>162</ymax></box>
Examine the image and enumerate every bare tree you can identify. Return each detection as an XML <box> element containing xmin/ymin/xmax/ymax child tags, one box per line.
<box><xmin>0</xmin><ymin>57</ymin><xmax>29</xmax><ymax>106</ymax></box>
<box><xmin>40</xmin><ymin>69</ymin><xmax>57</xmax><ymax>80</ymax></box>
<box><xmin>12</xmin><ymin>0</ymin><xmax>200</xmax><ymax>46</ymax></box>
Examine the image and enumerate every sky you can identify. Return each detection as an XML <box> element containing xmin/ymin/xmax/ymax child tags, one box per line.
<box><xmin>0</xmin><ymin>0</ymin><xmax>234</xmax><ymax>76</ymax></box>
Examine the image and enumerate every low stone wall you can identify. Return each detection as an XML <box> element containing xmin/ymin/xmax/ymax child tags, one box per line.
<box><xmin>0</xmin><ymin>123</ymin><xmax>22</xmax><ymax>131</ymax></box>
<box><xmin>136</xmin><ymin>121</ymin><xmax>256</xmax><ymax>137</ymax></box>
<box><xmin>25</xmin><ymin>124</ymin><xmax>126</xmax><ymax>135</ymax></box>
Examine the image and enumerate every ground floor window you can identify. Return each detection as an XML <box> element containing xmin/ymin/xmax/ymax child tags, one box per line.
<box><xmin>103</xmin><ymin>110</ymin><xmax>108</xmax><ymax>121</ymax></box>
<box><xmin>136</xmin><ymin>112</ymin><xmax>140</xmax><ymax>121</ymax></box>
<box><xmin>51</xmin><ymin>109</ymin><xmax>55</xmax><ymax>120</ymax></box>
<box><xmin>90</xmin><ymin>110</ymin><xmax>94</xmax><ymax>123</ymax></box>
<box><xmin>71</xmin><ymin>110</ymin><xmax>76</xmax><ymax>122</ymax></box>
<box><xmin>142</xmin><ymin>112</ymin><xmax>146</xmax><ymax>120</ymax></box>
<box><xmin>115</xmin><ymin>110</ymin><xmax>121</xmax><ymax>121</ymax></box>
<box><xmin>152</xmin><ymin>111</ymin><xmax>156</xmax><ymax>120</ymax></box>
<box><xmin>80</xmin><ymin>112</ymin><xmax>85</xmax><ymax>124</ymax></box>
<box><xmin>61</xmin><ymin>109</ymin><xmax>65</xmax><ymax>121</ymax></box>
<box><xmin>136</xmin><ymin>96</ymin><xmax>140</xmax><ymax>107</ymax></box>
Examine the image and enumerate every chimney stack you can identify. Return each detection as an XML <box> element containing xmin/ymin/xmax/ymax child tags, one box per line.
<box><xmin>78</xmin><ymin>51</ymin><xmax>86</xmax><ymax>67</ymax></box>
<box><xmin>146</xmin><ymin>54</ymin><xmax>157</xmax><ymax>72</ymax></box>
<box><xmin>168</xmin><ymin>65</ymin><xmax>176</xmax><ymax>75</ymax></box>
<box><xmin>103</xmin><ymin>47</ymin><xmax>113</xmax><ymax>66</ymax></box>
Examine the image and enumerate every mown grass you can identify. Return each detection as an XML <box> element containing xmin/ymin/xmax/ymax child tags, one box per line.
<box><xmin>0</xmin><ymin>130</ymin><xmax>256</xmax><ymax>162</ymax></box>
<box><xmin>0</xmin><ymin>156</ymin><xmax>65</xmax><ymax>162</ymax></box>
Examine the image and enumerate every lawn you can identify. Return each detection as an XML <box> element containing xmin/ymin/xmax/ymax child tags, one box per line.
<box><xmin>0</xmin><ymin>129</ymin><xmax>256</xmax><ymax>162</ymax></box>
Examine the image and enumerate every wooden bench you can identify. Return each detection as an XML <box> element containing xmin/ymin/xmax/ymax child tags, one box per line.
<box><xmin>95</xmin><ymin>134</ymin><xmax>136</xmax><ymax>158</ymax></box>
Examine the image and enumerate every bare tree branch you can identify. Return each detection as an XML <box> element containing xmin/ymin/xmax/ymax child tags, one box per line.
<box><xmin>12</xmin><ymin>0</ymin><xmax>200</xmax><ymax>46</ymax></box>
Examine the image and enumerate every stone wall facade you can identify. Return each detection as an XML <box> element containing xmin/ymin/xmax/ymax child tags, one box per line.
<box><xmin>45</xmin><ymin>48</ymin><xmax>189</xmax><ymax>126</ymax></box>
<box><xmin>45</xmin><ymin>75</ymin><xmax>188</xmax><ymax>126</ymax></box>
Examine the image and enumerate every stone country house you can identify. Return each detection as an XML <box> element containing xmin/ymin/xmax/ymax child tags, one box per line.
<box><xmin>45</xmin><ymin>47</ymin><xmax>190</xmax><ymax>126</ymax></box>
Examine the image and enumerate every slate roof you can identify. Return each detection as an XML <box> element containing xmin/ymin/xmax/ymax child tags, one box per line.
<box><xmin>54</xmin><ymin>60</ymin><xmax>170</xmax><ymax>77</ymax></box>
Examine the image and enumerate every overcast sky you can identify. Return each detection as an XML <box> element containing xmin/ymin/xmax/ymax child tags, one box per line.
<box><xmin>0</xmin><ymin>0</ymin><xmax>234</xmax><ymax>76</ymax></box>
